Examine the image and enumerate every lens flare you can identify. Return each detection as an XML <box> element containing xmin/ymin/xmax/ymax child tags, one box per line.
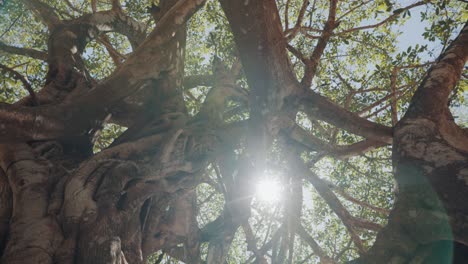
<box><xmin>255</xmin><ymin>179</ymin><xmax>282</xmax><ymax>203</ymax></box>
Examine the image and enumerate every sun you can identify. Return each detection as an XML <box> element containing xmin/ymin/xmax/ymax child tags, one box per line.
<box><xmin>255</xmin><ymin>179</ymin><xmax>282</xmax><ymax>203</ymax></box>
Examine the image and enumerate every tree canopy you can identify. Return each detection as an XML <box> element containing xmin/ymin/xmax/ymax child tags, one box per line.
<box><xmin>0</xmin><ymin>0</ymin><xmax>467</xmax><ymax>263</ymax></box>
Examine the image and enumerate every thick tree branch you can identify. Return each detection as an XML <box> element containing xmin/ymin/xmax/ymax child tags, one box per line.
<box><xmin>289</xmin><ymin>124</ymin><xmax>388</xmax><ymax>158</ymax></box>
<box><xmin>290</xmin><ymin>152</ymin><xmax>379</xmax><ymax>254</ymax></box>
<box><xmin>196</xmin><ymin>59</ymin><xmax>248</xmax><ymax>123</ymax></box>
<box><xmin>300</xmin><ymin>90</ymin><xmax>393</xmax><ymax>143</ymax></box>
<box><xmin>0</xmin><ymin>41</ymin><xmax>47</xmax><ymax>60</ymax></box>
<box><xmin>303</xmin><ymin>169</ymin><xmax>366</xmax><ymax>254</ymax></box>
<box><xmin>331</xmin><ymin>140</ymin><xmax>388</xmax><ymax>158</ymax></box>
<box><xmin>297</xmin><ymin>224</ymin><xmax>335</xmax><ymax>264</ymax></box>
<box><xmin>302</xmin><ymin>0</ymin><xmax>338</xmax><ymax>87</ymax></box>
<box><xmin>0</xmin><ymin>103</ymin><xmax>69</xmax><ymax>141</ymax></box>
<box><xmin>403</xmin><ymin>22</ymin><xmax>468</xmax><ymax>152</ymax></box>
<box><xmin>20</xmin><ymin>0</ymin><xmax>61</xmax><ymax>29</ymax></box>
<box><xmin>220</xmin><ymin>0</ymin><xmax>300</xmax><ymax>111</ymax></box>
<box><xmin>0</xmin><ymin>0</ymin><xmax>206</xmax><ymax>142</ymax></box>
<box><xmin>0</xmin><ymin>144</ymin><xmax>62</xmax><ymax>264</ymax></box>
<box><xmin>350</xmin><ymin>218</ymin><xmax>383</xmax><ymax>232</ymax></box>
<box><xmin>73</xmin><ymin>10</ymin><xmax>147</xmax><ymax>49</ymax></box>
<box><xmin>220</xmin><ymin>0</ymin><xmax>302</xmax><ymax>178</ymax></box>
<box><xmin>406</xmin><ymin>22</ymin><xmax>468</xmax><ymax>118</ymax></box>
<box><xmin>83</xmin><ymin>0</ymin><xmax>205</xmax><ymax>101</ymax></box>
<box><xmin>183</xmin><ymin>74</ymin><xmax>215</xmax><ymax>89</ymax></box>
<box><xmin>242</xmin><ymin>222</ymin><xmax>268</xmax><ymax>264</ymax></box>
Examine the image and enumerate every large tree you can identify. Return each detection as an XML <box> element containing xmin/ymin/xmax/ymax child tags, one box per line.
<box><xmin>0</xmin><ymin>0</ymin><xmax>467</xmax><ymax>263</ymax></box>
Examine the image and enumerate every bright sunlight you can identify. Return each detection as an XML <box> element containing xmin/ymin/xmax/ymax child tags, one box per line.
<box><xmin>255</xmin><ymin>178</ymin><xmax>282</xmax><ymax>203</ymax></box>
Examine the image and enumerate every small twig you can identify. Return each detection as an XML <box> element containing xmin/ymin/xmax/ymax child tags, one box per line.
<box><xmin>335</xmin><ymin>1</ymin><xmax>426</xmax><ymax>36</ymax></box>
<box><xmin>155</xmin><ymin>252</ymin><xmax>165</xmax><ymax>264</ymax></box>
<box><xmin>337</xmin><ymin>0</ymin><xmax>372</xmax><ymax>21</ymax></box>
<box><xmin>97</xmin><ymin>35</ymin><xmax>126</xmax><ymax>66</ymax></box>
<box><xmin>325</xmin><ymin>180</ymin><xmax>390</xmax><ymax>215</ymax></box>
<box><xmin>286</xmin><ymin>44</ymin><xmax>309</xmax><ymax>64</ymax></box>
<box><xmin>284</xmin><ymin>0</ymin><xmax>291</xmax><ymax>30</ymax></box>
<box><xmin>363</xmin><ymin>84</ymin><xmax>415</xmax><ymax>119</ymax></box>
<box><xmin>285</xmin><ymin>0</ymin><xmax>310</xmax><ymax>40</ymax></box>
<box><xmin>0</xmin><ymin>13</ymin><xmax>22</xmax><ymax>39</ymax></box>
<box><xmin>91</xmin><ymin>0</ymin><xmax>97</xmax><ymax>13</ymax></box>
<box><xmin>0</xmin><ymin>64</ymin><xmax>38</xmax><ymax>105</ymax></box>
